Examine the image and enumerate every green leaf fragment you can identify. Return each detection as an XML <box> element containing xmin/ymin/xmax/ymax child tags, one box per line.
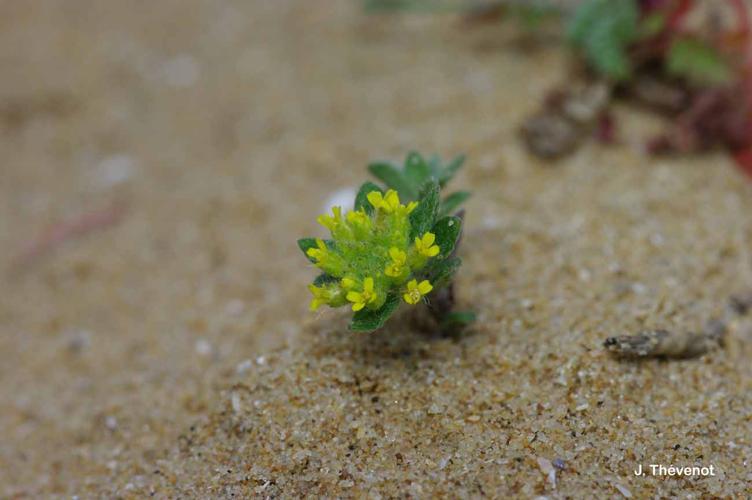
<box><xmin>639</xmin><ymin>12</ymin><xmax>665</xmax><ymax>39</ymax></box>
<box><xmin>440</xmin><ymin>310</ymin><xmax>477</xmax><ymax>328</ymax></box>
<box><xmin>428</xmin><ymin>257</ymin><xmax>461</xmax><ymax>289</ymax></box>
<box><xmin>566</xmin><ymin>0</ymin><xmax>638</xmax><ymax>81</ymax></box>
<box><xmin>667</xmin><ymin>37</ymin><xmax>731</xmax><ymax>85</ymax></box>
<box><xmin>313</xmin><ymin>273</ymin><xmax>339</xmax><ymax>287</ymax></box>
<box><xmin>298</xmin><ymin>238</ymin><xmax>318</xmax><ymax>262</ymax></box>
<box><xmin>439</xmin><ymin>191</ymin><xmax>471</xmax><ymax>217</ymax></box>
<box><xmin>431</xmin><ymin>216</ymin><xmax>462</xmax><ymax>258</ymax></box>
<box><xmin>350</xmin><ymin>292</ymin><xmax>401</xmax><ymax>332</ymax></box>
<box><xmin>507</xmin><ymin>2</ymin><xmax>561</xmax><ymax>30</ymax></box>
<box><xmin>437</xmin><ymin>154</ymin><xmax>465</xmax><ymax>187</ymax></box>
<box><xmin>368</xmin><ymin>162</ymin><xmax>416</xmax><ymax>199</ymax></box>
<box><xmin>403</xmin><ymin>151</ymin><xmax>432</xmax><ymax>189</ymax></box>
<box><xmin>409</xmin><ymin>181</ymin><xmax>440</xmax><ymax>240</ymax></box>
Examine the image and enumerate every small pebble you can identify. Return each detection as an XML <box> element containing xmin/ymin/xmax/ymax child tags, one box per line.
<box><xmin>536</xmin><ymin>457</ymin><xmax>556</xmax><ymax>489</ymax></box>
<box><xmin>231</xmin><ymin>393</ymin><xmax>242</xmax><ymax>413</ymax></box>
<box><xmin>195</xmin><ymin>339</ymin><xmax>212</xmax><ymax>356</ymax></box>
<box><xmin>95</xmin><ymin>154</ymin><xmax>136</xmax><ymax>188</ymax></box>
<box><xmin>235</xmin><ymin>359</ymin><xmax>253</xmax><ymax>375</ymax></box>
<box><xmin>105</xmin><ymin>416</ymin><xmax>118</xmax><ymax>430</ymax></box>
<box><xmin>613</xmin><ymin>481</ymin><xmax>632</xmax><ymax>498</ymax></box>
<box><xmin>324</xmin><ymin>187</ymin><xmax>356</xmax><ymax>214</ymax></box>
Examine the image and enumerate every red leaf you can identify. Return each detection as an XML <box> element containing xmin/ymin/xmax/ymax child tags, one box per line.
<box><xmin>733</xmin><ymin>147</ymin><xmax>752</xmax><ymax>177</ymax></box>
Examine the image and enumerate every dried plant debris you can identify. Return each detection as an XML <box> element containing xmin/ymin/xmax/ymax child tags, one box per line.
<box><xmin>528</xmin><ymin>0</ymin><xmax>752</xmax><ymax>169</ymax></box>
<box><xmin>604</xmin><ymin>326</ymin><xmax>725</xmax><ymax>359</ymax></box>
<box><xmin>521</xmin><ymin>80</ymin><xmax>611</xmax><ymax>159</ymax></box>
<box><xmin>366</xmin><ymin>0</ymin><xmax>752</xmax><ymax>172</ymax></box>
<box><xmin>604</xmin><ymin>290</ymin><xmax>752</xmax><ymax>359</ymax></box>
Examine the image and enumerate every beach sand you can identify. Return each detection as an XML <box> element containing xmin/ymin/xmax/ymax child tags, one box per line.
<box><xmin>1</xmin><ymin>1</ymin><xmax>751</xmax><ymax>497</ymax></box>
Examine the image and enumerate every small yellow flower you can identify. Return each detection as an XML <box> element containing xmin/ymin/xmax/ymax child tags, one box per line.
<box><xmin>308</xmin><ymin>283</ymin><xmax>328</xmax><ymax>311</ymax></box>
<box><xmin>346</xmin><ymin>276</ymin><xmax>378</xmax><ymax>311</ymax></box>
<box><xmin>346</xmin><ymin>209</ymin><xmax>370</xmax><ymax>228</ymax></box>
<box><xmin>306</xmin><ymin>238</ymin><xmax>328</xmax><ymax>262</ymax></box>
<box><xmin>403</xmin><ymin>279</ymin><xmax>433</xmax><ymax>305</ymax></box>
<box><xmin>366</xmin><ymin>191</ymin><xmax>383</xmax><ymax>209</ymax></box>
<box><xmin>367</xmin><ymin>189</ymin><xmax>402</xmax><ymax>213</ymax></box>
<box><xmin>317</xmin><ymin>206</ymin><xmax>343</xmax><ymax>232</ymax></box>
<box><xmin>415</xmin><ymin>232</ymin><xmax>440</xmax><ymax>258</ymax></box>
<box><xmin>385</xmin><ymin>247</ymin><xmax>407</xmax><ymax>277</ymax></box>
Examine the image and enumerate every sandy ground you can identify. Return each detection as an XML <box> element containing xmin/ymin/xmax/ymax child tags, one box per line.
<box><xmin>1</xmin><ymin>1</ymin><xmax>752</xmax><ymax>498</ymax></box>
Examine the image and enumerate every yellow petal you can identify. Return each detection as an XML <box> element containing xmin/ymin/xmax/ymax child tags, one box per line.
<box><xmin>403</xmin><ymin>292</ymin><xmax>418</xmax><ymax>305</ymax></box>
<box><xmin>427</xmin><ymin>245</ymin><xmax>440</xmax><ymax>257</ymax></box>
<box><xmin>406</xmin><ymin>279</ymin><xmax>417</xmax><ymax>291</ymax></box>
<box><xmin>352</xmin><ymin>302</ymin><xmax>365</xmax><ymax>311</ymax></box>
<box><xmin>422</xmin><ymin>233</ymin><xmax>436</xmax><ymax>246</ymax></box>
<box><xmin>347</xmin><ymin>291</ymin><xmax>362</xmax><ymax>303</ymax></box>
<box><xmin>389</xmin><ymin>247</ymin><xmax>406</xmax><ymax>264</ymax></box>
<box><xmin>417</xmin><ymin>280</ymin><xmax>433</xmax><ymax>295</ymax></box>
<box><xmin>406</xmin><ymin>201</ymin><xmax>418</xmax><ymax>213</ymax></box>
<box><xmin>384</xmin><ymin>190</ymin><xmax>400</xmax><ymax>207</ymax></box>
<box><xmin>363</xmin><ymin>277</ymin><xmax>374</xmax><ymax>293</ymax></box>
<box><xmin>341</xmin><ymin>278</ymin><xmax>356</xmax><ymax>289</ymax></box>
<box><xmin>367</xmin><ymin>191</ymin><xmax>383</xmax><ymax>208</ymax></box>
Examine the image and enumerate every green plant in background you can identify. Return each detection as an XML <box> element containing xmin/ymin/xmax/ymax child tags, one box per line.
<box><xmin>567</xmin><ymin>0</ymin><xmax>731</xmax><ymax>83</ymax></box>
<box><xmin>566</xmin><ymin>0</ymin><xmax>639</xmax><ymax>80</ymax></box>
<box><xmin>298</xmin><ymin>152</ymin><xmax>473</xmax><ymax>332</ymax></box>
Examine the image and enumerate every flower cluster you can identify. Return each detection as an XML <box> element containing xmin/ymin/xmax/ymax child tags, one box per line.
<box><xmin>299</xmin><ymin>152</ymin><xmax>470</xmax><ymax>332</ymax></box>
<box><xmin>306</xmin><ymin>189</ymin><xmax>438</xmax><ymax>314</ymax></box>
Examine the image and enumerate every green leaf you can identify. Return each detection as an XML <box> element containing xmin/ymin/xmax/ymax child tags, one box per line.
<box><xmin>368</xmin><ymin>162</ymin><xmax>416</xmax><ymax>199</ymax></box>
<box><xmin>298</xmin><ymin>238</ymin><xmax>318</xmax><ymax>263</ymax></box>
<box><xmin>428</xmin><ymin>257</ymin><xmax>461</xmax><ymax>289</ymax></box>
<box><xmin>313</xmin><ymin>274</ymin><xmax>338</xmax><ymax>287</ymax></box>
<box><xmin>349</xmin><ymin>292</ymin><xmax>400</xmax><ymax>332</ymax></box>
<box><xmin>403</xmin><ymin>152</ymin><xmax>432</xmax><ymax>189</ymax></box>
<box><xmin>639</xmin><ymin>12</ymin><xmax>665</xmax><ymax>39</ymax></box>
<box><xmin>667</xmin><ymin>37</ymin><xmax>731</xmax><ymax>85</ymax></box>
<box><xmin>354</xmin><ymin>181</ymin><xmax>383</xmax><ymax>215</ymax></box>
<box><xmin>437</xmin><ymin>154</ymin><xmax>465</xmax><ymax>187</ymax></box>
<box><xmin>439</xmin><ymin>191</ymin><xmax>471</xmax><ymax>217</ymax></box>
<box><xmin>409</xmin><ymin>180</ymin><xmax>440</xmax><ymax>240</ymax></box>
<box><xmin>431</xmin><ymin>216</ymin><xmax>462</xmax><ymax>258</ymax></box>
<box><xmin>440</xmin><ymin>310</ymin><xmax>476</xmax><ymax>328</ymax></box>
<box><xmin>363</xmin><ymin>0</ymin><xmax>460</xmax><ymax>13</ymax></box>
<box><xmin>566</xmin><ymin>0</ymin><xmax>639</xmax><ymax>80</ymax></box>
<box><xmin>508</xmin><ymin>2</ymin><xmax>561</xmax><ymax>30</ymax></box>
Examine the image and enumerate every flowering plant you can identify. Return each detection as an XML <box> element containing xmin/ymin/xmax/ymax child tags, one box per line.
<box><xmin>298</xmin><ymin>152</ymin><xmax>472</xmax><ymax>332</ymax></box>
